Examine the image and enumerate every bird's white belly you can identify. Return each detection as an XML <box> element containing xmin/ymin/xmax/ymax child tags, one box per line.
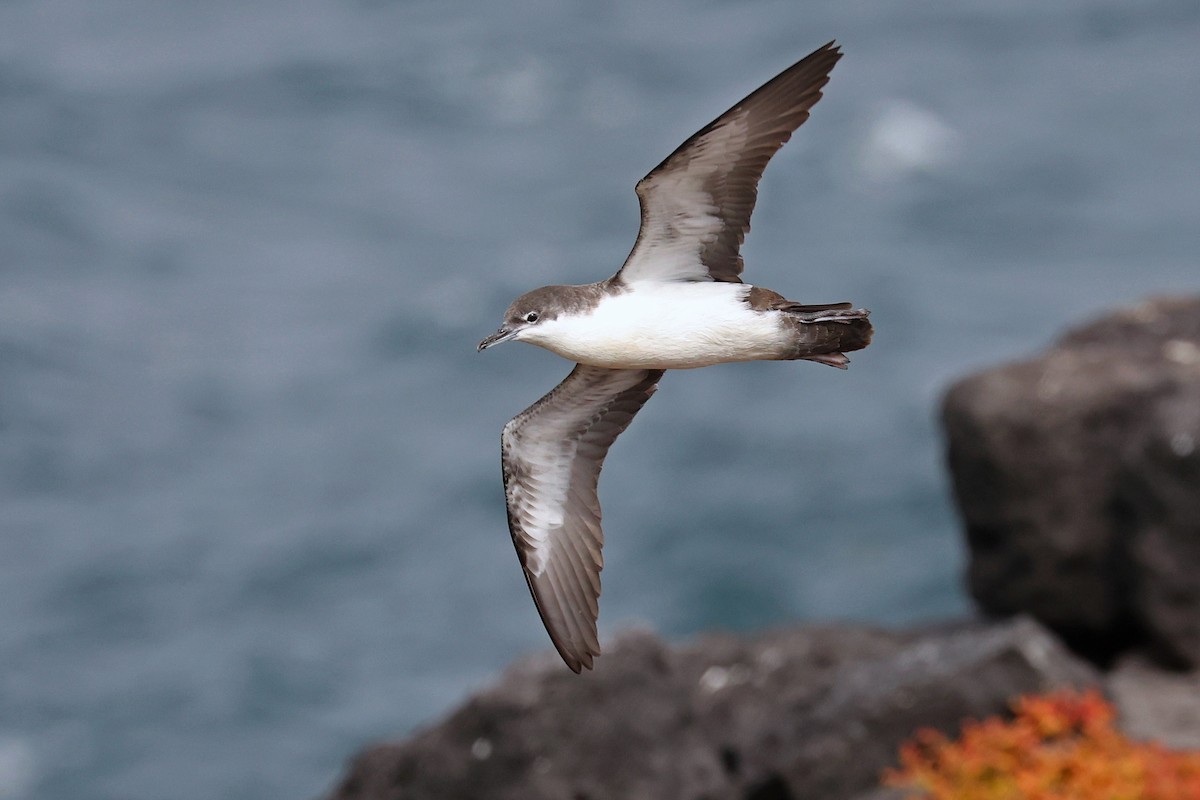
<box><xmin>535</xmin><ymin>283</ymin><xmax>786</xmax><ymax>369</ymax></box>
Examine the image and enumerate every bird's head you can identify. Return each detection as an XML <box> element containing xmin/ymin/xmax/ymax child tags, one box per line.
<box><xmin>477</xmin><ymin>284</ymin><xmax>589</xmax><ymax>352</ymax></box>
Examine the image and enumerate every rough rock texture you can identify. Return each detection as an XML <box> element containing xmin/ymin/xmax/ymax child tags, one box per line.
<box><xmin>942</xmin><ymin>296</ymin><xmax>1200</xmax><ymax>667</ymax></box>
<box><xmin>1108</xmin><ymin>654</ymin><xmax>1200</xmax><ymax>749</ymax></box>
<box><xmin>328</xmin><ymin>618</ymin><xmax>1097</xmax><ymax>800</ymax></box>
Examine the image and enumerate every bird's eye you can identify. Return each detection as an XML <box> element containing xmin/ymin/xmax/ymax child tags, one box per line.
<box><xmin>524</xmin><ymin>311</ymin><xmax>540</xmax><ymax>323</ymax></box>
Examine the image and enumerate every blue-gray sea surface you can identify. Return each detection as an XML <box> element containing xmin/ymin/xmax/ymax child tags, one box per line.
<box><xmin>1</xmin><ymin>1</ymin><xmax>1197</xmax><ymax>798</ymax></box>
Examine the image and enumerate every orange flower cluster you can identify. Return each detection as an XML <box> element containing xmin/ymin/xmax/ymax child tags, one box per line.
<box><xmin>884</xmin><ymin>689</ymin><xmax>1200</xmax><ymax>799</ymax></box>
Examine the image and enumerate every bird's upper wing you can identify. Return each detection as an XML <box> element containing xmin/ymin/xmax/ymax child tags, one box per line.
<box><xmin>614</xmin><ymin>41</ymin><xmax>842</xmax><ymax>285</ymax></box>
<box><xmin>501</xmin><ymin>364</ymin><xmax>664</xmax><ymax>672</ymax></box>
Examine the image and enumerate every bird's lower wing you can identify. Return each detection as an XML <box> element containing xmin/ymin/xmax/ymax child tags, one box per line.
<box><xmin>500</xmin><ymin>364</ymin><xmax>664</xmax><ymax>672</ymax></box>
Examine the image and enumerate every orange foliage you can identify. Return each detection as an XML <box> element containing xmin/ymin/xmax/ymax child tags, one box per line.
<box><xmin>884</xmin><ymin>689</ymin><xmax>1200</xmax><ymax>800</ymax></box>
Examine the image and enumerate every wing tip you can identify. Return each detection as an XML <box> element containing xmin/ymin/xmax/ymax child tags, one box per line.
<box><xmin>810</xmin><ymin>40</ymin><xmax>844</xmax><ymax>77</ymax></box>
<box><xmin>562</xmin><ymin>650</ymin><xmax>594</xmax><ymax>674</ymax></box>
<box><xmin>798</xmin><ymin>40</ymin><xmax>843</xmax><ymax>83</ymax></box>
<box><xmin>816</xmin><ymin>39</ymin><xmax>842</xmax><ymax>60</ymax></box>
<box><xmin>552</xmin><ymin>636</ymin><xmax>598</xmax><ymax>673</ymax></box>
<box><xmin>522</xmin><ymin>568</ymin><xmax>602</xmax><ymax>673</ymax></box>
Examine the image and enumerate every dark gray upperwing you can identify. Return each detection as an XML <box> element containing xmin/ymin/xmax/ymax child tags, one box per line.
<box><xmin>500</xmin><ymin>365</ymin><xmax>664</xmax><ymax>672</ymax></box>
<box><xmin>615</xmin><ymin>41</ymin><xmax>841</xmax><ymax>285</ymax></box>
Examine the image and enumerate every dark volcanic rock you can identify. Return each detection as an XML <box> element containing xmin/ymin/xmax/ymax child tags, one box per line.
<box><xmin>942</xmin><ymin>296</ymin><xmax>1200</xmax><ymax>667</ymax></box>
<box><xmin>328</xmin><ymin>618</ymin><xmax>1096</xmax><ymax>800</ymax></box>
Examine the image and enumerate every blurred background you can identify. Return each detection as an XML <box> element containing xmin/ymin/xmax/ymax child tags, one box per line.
<box><xmin>1</xmin><ymin>0</ymin><xmax>1197</xmax><ymax>798</ymax></box>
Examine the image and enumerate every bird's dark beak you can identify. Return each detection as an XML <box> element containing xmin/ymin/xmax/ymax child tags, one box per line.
<box><xmin>477</xmin><ymin>326</ymin><xmax>518</xmax><ymax>352</ymax></box>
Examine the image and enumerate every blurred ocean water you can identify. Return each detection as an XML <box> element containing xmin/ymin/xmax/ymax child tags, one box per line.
<box><xmin>0</xmin><ymin>1</ymin><xmax>1197</xmax><ymax>797</ymax></box>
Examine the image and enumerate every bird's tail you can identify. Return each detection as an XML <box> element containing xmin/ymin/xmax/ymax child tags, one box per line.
<box><xmin>780</xmin><ymin>305</ymin><xmax>873</xmax><ymax>369</ymax></box>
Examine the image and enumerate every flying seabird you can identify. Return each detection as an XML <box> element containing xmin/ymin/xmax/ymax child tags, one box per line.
<box><xmin>478</xmin><ymin>41</ymin><xmax>872</xmax><ymax>672</ymax></box>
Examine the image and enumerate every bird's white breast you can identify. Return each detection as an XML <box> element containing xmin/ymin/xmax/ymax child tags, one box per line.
<box><xmin>529</xmin><ymin>282</ymin><xmax>787</xmax><ymax>369</ymax></box>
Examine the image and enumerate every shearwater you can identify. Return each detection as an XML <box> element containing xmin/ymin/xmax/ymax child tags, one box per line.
<box><xmin>478</xmin><ymin>41</ymin><xmax>872</xmax><ymax>672</ymax></box>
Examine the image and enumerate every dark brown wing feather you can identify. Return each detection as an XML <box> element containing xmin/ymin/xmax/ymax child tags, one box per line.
<box><xmin>616</xmin><ymin>41</ymin><xmax>842</xmax><ymax>285</ymax></box>
<box><xmin>500</xmin><ymin>365</ymin><xmax>664</xmax><ymax>672</ymax></box>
